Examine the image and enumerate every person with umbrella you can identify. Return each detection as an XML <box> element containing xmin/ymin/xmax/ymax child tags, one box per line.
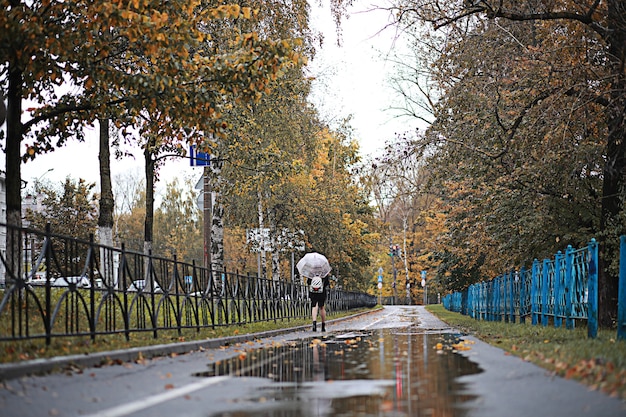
<box><xmin>296</xmin><ymin>252</ymin><xmax>332</xmax><ymax>332</ymax></box>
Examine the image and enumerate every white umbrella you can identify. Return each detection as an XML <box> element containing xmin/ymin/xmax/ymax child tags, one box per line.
<box><xmin>296</xmin><ymin>252</ymin><xmax>331</xmax><ymax>279</ymax></box>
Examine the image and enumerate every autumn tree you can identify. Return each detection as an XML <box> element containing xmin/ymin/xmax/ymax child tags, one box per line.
<box><xmin>220</xmin><ymin>67</ymin><xmax>319</xmax><ymax>279</ymax></box>
<box><xmin>1</xmin><ymin>0</ymin><xmax>304</xmax><ymax>283</ymax></box>
<box><xmin>24</xmin><ymin>177</ymin><xmax>98</xmax><ymax>239</ymax></box>
<box><xmin>387</xmin><ymin>0</ymin><xmax>625</xmax><ymax>325</ymax></box>
<box><xmin>194</xmin><ymin>0</ymin><xmax>316</xmax><ymax>277</ymax></box>
<box><xmin>288</xmin><ymin>126</ymin><xmax>379</xmax><ymax>291</ymax></box>
<box><xmin>364</xmin><ymin>135</ymin><xmax>445</xmax><ymax>300</ymax></box>
<box><xmin>113</xmin><ymin>173</ymin><xmax>146</xmax><ymax>252</ymax></box>
<box><xmin>153</xmin><ymin>177</ymin><xmax>203</xmax><ymax>263</ymax></box>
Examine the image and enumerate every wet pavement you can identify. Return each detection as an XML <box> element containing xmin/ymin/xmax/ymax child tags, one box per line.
<box><xmin>190</xmin><ymin>328</ymin><xmax>481</xmax><ymax>416</ymax></box>
<box><xmin>1</xmin><ymin>306</ymin><xmax>625</xmax><ymax>417</ymax></box>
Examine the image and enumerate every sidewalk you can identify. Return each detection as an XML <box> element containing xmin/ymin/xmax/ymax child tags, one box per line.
<box><xmin>413</xmin><ymin>306</ymin><xmax>626</xmax><ymax>417</ymax></box>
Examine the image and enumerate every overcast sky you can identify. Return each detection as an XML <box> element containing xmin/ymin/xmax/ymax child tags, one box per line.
<box><xmin>11</xmin><ymin>1</ymin><xmax>421</xmax><ymax>194</ymax></box>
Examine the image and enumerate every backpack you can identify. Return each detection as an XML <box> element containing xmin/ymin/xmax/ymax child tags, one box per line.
<box><xmin>309</xmin><ymin>276</ymin><xmax>324</xmax><ymax>293</ymax></box>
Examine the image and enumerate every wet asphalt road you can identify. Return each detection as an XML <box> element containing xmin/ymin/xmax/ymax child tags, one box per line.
<box><xmin>0</xmin><ymin>306</ymin><xmax>624</xmax><ymax>417</ymax></box>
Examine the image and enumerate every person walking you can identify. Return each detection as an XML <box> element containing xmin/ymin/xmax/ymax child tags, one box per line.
<box><xmin>296</xmin><ymin>252</ymin><xmax>332</xmax><ymax>332</ymax></box>
<box><xmin>307</xmin><ymin>273</ymin><xmax>330</xmax><ymax>332</ymax></box>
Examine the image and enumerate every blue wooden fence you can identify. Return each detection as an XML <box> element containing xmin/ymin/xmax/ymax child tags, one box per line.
<box><xmin>443</xmin><ymin>236</ymin><xmax>626</xmax><ymax>339</ymax></box>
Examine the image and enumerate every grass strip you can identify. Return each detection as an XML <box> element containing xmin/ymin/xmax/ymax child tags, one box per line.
<box><xmin>1</xmin><ymin>308</ymin><xmax>376</xmax><ymax>364</ymax></box>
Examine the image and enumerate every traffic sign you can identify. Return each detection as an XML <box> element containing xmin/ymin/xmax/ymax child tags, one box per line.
<box><xmin>189</xmin><ymin>145</ymin><xmax>211</xmax><ymax>166</ymax></box>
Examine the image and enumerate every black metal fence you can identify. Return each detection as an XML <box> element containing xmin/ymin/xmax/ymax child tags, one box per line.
<box><xmin>0</xmin><ymin>223</ymin><xmax>376</xmax><ymax>344</ymax></box>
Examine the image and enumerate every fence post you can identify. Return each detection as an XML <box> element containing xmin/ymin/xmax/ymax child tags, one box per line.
<box><xmin>554</xmin><ymin>251</ymin><xmax>563</xmax><ymax>328</ymax></box>
<box><xmin>480</xmin><ymin>282</ymin><xmax>485</xmax><ymax>320</ymax></box>
<box><xmin>495</xmin><ymin>275</ymin><xmax>502</xmax><ymax>321</ymax></box>
<box><xmin>461</xmin><ymin>289</ymin><xmax>468</xmax><ymax>315</ymax></box>
<box><xmin>510</xmin><ymin>270</ymin><xmax>515</xmax><ymax>323</ymax></box>
<box><xmin>502</xmin><ymin>272</ymin><xmax>512</xmax><ymax>323</ymax></box>
<box><xmin>565</xmin><ymin>245</ymin><xmax>574</xmax><ymax>330</ymax></box>
<box><xmin>542</xmin><ymin>259</ymin><xmax>550</xmax><ymax>327</ymax></box>
<box><xmin>520</xmin><ymin>266</ymin><xmax>527</xmax><ymax>324</ymax></box>
<box><xmin>618</xmin><ymin>235</ymin><xmax>626</xmax><ymax>340</ymax></box>
<box><xmin>503</xmin><ymin>273</ymin><xmax>509</xmax><ymax>323</ymax></box>
<box><xmin>587</xmin><ymin>239</ymin><xmax>598</xmax><ymax>339</ymax></box>
<box><xmin>486</xmin><ymin>280</ymin><xmax>492</xmax><ymax>321</ymax></box>
<box><xmin>494</xmin><ymin>279</ymin><xmax>499</xmax><ymax>321</ymax></box>
<box><xmin>476</xmin><ymin>282</ymin><xmax>485</xmax><ymax>320</ymax></box>
<box><xmin>531</xmin><ymin>259</ymin><xmax>539</xmax><ymax>325</ymax></box>
<box><xmin>497</xmin><ymin>276</ymin><xmax>503</xmax><ymax>321</ymax></box>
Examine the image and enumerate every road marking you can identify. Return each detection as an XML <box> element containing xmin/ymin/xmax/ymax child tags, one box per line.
<box><xmin>83</xmin><ymin>376</ymin><xmax>231</xmax><ymax>417</ymax></box>
<box><xmin>362</xmin><ymin>311</ymin><xmax>394</xmax><ymax>329</ymax></box>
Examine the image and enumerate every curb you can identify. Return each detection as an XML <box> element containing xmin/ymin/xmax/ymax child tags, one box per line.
<box><xmin>0</xmin><ymin>308</ymin><xmax>382</xmax><ymax>381</ymax></box>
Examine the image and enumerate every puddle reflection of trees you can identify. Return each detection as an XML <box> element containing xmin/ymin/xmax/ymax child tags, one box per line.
<box><xmin>196</xmin><ymin>329</ymin><xmax>481</xmax><ymax>416</ymax></box>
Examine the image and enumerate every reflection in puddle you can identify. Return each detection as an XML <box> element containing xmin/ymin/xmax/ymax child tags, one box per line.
<box><xmin>194</xmin><ymin>327</ymin><xmax>481</xmax><ymax>416</ymax></box>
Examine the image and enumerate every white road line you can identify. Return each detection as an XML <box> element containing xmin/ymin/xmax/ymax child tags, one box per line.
<box><xmin>362</xmin><ymin>312</ymin><xmax>393</xmax><ymax>329</ymax></box>
<box><xmin>83</xmin><ymin>376</ymin><xmax>231</xmax><ymax>417</ymax></box>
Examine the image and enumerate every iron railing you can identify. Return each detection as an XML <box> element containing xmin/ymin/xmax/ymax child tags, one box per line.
<box><xmin>0</xmin><ymin>223</ymin><xmax>376</xmax><ymax>344</ymax></box>
<box><xmin>443</xmin><ymin>237</ymin><xmax>626</xmax><ymax>339</ymax></box>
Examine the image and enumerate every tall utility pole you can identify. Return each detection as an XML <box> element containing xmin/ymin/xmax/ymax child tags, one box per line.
<box><xmin>203</xmin><ymin>166</ymin><xmax>211</xmax><ymax>269</ymax></box>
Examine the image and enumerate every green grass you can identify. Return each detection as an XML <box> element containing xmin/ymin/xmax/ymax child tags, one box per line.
<box><xmin>426</xmin><ymin>304</ymin><xmax>626</xmax><ymax>400</ymax></box>
<box><xmin>1</xmin><ymin>307</ymin><xmax>377</xmax><ymax>364</ymax></box>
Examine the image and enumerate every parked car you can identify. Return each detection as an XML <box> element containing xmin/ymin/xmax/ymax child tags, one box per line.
<box><xmin>52</xmin><ymin>275</ymin><xmax>91</xmax><ymax>288</ymax></box>
<box><xmin>28</xmin><ymin>277</ymin><xmax>48</xmax><ymax>286</ymax></box>
<box><xmin>128</xmin><ymin>279</ymin><xmax>162</xmax><ymax>293</ymax></box>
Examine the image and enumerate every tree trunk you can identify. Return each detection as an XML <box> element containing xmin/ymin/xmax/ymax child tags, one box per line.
<box><xmin>257</xmin><ymin>189</ymin><xmax>267</xmax><ymax>279</ymax></box>
<box><xmin>271</xmin><ymin>248</ymin><xmax>281</xmax><ymax>281</ymax></box>
<box><xmin>143</xmin><ymin>145</ymin><xmax>155</xmax><ymax>290</ymax></box>
<box><xmin>211</xmin><ymin>193</ymin><xmax>224</xmax><ymax>273</ymax></box>
<box><xmin>210</xmin><ymin>158</ymin><xmax>224</xmax><ymax>273</ymax></box>
<box><xmin>5</xmin><ymin>60</ymin><xmax>23</xmax><ymax>284</ymax></box>
<box><xmin>97</xmin><ymin>118</ymin><xmax>114</xmax><ymax>236</ymax></box>
<box><xmin>268</xmin><ymin>205</ymin><xmax>281</xmax><ymax>281</ymax></box>
<box><xmin>598</xmin><ymin>1</ymin><xmax>626</xmax><ymax>326</ymax></box>
<box><xmin>97</xmin><ymin>118</ymin><xmax>117</xmax><ymax>286</ymax></box>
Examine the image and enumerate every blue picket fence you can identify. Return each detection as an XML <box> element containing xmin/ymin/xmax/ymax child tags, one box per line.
<box><xmin>443</xmin><ymin>236</ymin><xmax>626</xmax><ymax>340</ymax></box>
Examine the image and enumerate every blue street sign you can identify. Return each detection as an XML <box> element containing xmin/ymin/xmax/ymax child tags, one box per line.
<box><xmin>189</xmin><ymin>145</ymin><xmax>211</xmax><ymax>166</ymax></box>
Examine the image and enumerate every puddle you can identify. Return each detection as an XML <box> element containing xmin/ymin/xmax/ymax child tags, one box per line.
<box><xmin>194</xmin><ymin>328</ymin><xmax>482</xmax><ymax>416</ymax></box>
